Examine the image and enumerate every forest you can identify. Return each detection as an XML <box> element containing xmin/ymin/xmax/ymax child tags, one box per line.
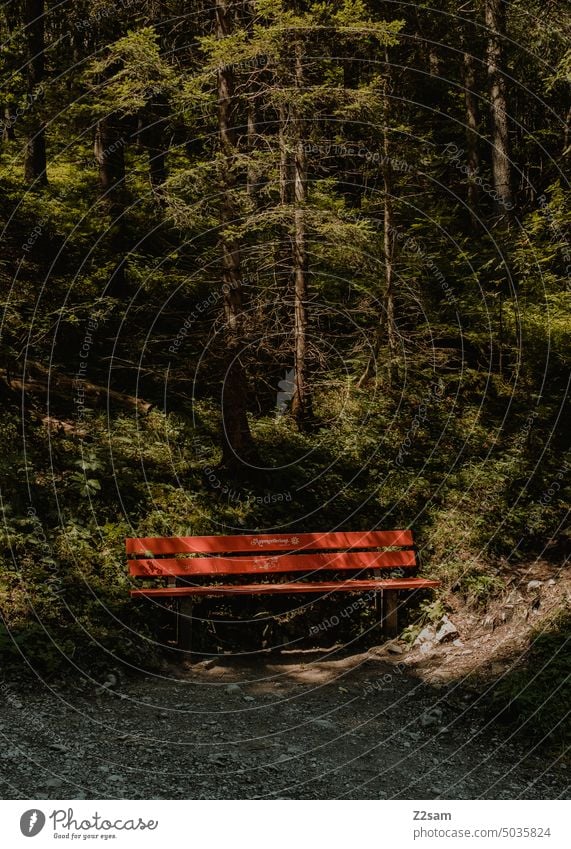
<box><xmin>0</xmin><ymin>0</ymin><xmax>569</xmax><ymax>760</ymax></box>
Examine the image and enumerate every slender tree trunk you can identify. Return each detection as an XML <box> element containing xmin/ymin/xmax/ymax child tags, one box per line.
<box><xmin>95</xmin><ymin>116</ymin><xmax>127</xmax><ymax>296</ymax></box>
<box><xmin>138</xmin><ymin>109</ymin><xmax>168</xmax><ymax>192</ymax></box>
<box><xmin>24</xmin><ymin>0</ymin><xmax>47</xmax><ymax>185</ymax></box>
<box><xmin>2</xmin><ymin>106</ymin><xmax>16</xmax><ymax>142</ymax></box>
<box><xmin>341</xmin><ymin>58</ymin><xmax>363</xmax><ymax>209</ymax></box>
<box><xmin>382</xmin><ymin>121</ymin><xmax>398</xmax><ymax>386</ymax></box>
<box><xmin>463</xmin><ymin>47</ymin><xmax>480</xmax><ymax>223</ymax></box>
<box><xmin>279</xmin><ymin>103</ymin><xmax>293</xmax><ymax>205</ymax></box>
<box><xmin>563</xmin><ymin>104</ymin><xmax>571</xmax><ymax>157</ymax></box>
<box><xmin>216</xmin><ymin>0</ymin><xmax>256</xmax><ymax>469</ymax></box>
<box><xmin>485</xmin><ymin>0</ymin><xmax>513</xmax><ymax>216</ymax></box>
<box><xmin>290</xmin><ymin>48</ymin><xmax>312</xmax><ymax>427</ymax></box>
<box><xmin>94</xmin><ymin>118</ymin><xmax>125</xmax><ymax>203</ymax></box>
<box><xmin>359</xmin><ymin>61</ymin><xmax>397</xmax><ymax>387</ymax></box>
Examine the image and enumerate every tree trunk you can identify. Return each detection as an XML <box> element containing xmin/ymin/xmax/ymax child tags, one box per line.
<box><xmin>563</xmin><ymin>104</ymin><xmax>571</xmax><ymax>157</ymax></box>
<box><xmin>463</xmin><ymin>48</ymin><xmax>480</xmax><ymax>223</ymax></box>
<box><xmin>24</xmin><ymin>0</ymin><xmax>47</xmax><ymax>185</ymax></box>
<box><xmin>341</xmin><ymin>58</ymin><xmax>363</xmax><ymax>209</ymax></box>
<box><xmin>94</xmin><ymin>116</ymin><xmax>127</xmax><ymax>296</ymax></box>
<box><xmin>2</xmin><ymin>106</ymin><xmax>16</xmax><ymax>141</ymax></box>
<box><xmin>485</xmin><ymin>0</ymin><xmax>513</xmax><ymax>216</ymax></box>
<box><xmin>382</xmin><ymin>121</ymin><xmax>398</xmax><ymax>387</ymax></box>
<box><xmin>94</xmin><ymin>118</ymin><xmax>125</xmax><ymax>202</ymax></box>
<box><xmin>279</xmin><ymin>103</ymin><xmax>293</xmax><ymax>205</ymax></box>
<box><xmin>216</xmin><ymin>0</ymin><xmax>256</xmax><ymax>469</ymax></box>
<box><xmin>290</xmin><ymin>48</ymin><xmax>312</xmax><ymax>428</ymax></box>
<box><xmin>138</xmin><ymin>109</ymin><xmax>168</xmax><ymax>192</ymax></box>
<box><xmin>359</xmin><ymin>61</ymin><xmax>397</xmax><ymax>388</ymax></box>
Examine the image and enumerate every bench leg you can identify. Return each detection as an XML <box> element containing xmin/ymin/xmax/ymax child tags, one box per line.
<box><xmin>178</xmin><ymin>598</ymin><xmax>193</xmax><ymax>653</ymax></box>
<box><xmin>383</xmin><ymin>590</ymin><xmax>399</xmax><ymax>637</ymax></box>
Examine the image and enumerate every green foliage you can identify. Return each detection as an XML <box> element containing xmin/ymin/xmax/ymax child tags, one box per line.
<box><xmin>0</xmin><ymin>0</ymin><xmax>568</xmax><ymax>693</ymax></box>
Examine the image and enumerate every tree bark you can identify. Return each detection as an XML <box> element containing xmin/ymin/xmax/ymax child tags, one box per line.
<box><xmin>216</xmin><ymin>0</ymin><xmax>256</xmax><ymax>469</ymax></box>
<box><xmin>359</xmin><ymin>60</ymin><xmax>397</xmax><ymax>388</ymax></box>
<box><xmin>94</xmin><ymin>116</ymin><xmax>127</xmax><ymax>296</ymax></box>
<box><xmin>290</xmin><ymin>47</ymin><xmax>312</xmax><ymax>427</ymax></box>
<box><xmin>94</xmin><ymin>118</ymin><xmax>125</xmax><ymax>202</ymax></box>
<box><xmin>24</xmin><ymin>0</ymin><xmax>48</xmax><ymax>185</ymax></box>
<box><xmin>485</xmin><ymin>0</ymin><xmax>513</xmax><ymax>216</ymax></box>
<box><xmin>382</xmin><ymin>121</ymin><xmax>398</xmax><ymax>386</ymax></box>
<box><xmin>463</xmin><ymin>47</ymin><xmax>480</xmax><ymax>223</ymax></box>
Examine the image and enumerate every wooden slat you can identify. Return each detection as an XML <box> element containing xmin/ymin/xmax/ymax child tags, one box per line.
<box><xmin>130</xmin><ymin>578</ymin><xmax>439</xmax><ymax>597</ymax></box>
<box><xmin>129</xmin><ymin>549</ymin><xmax>417</xmax><ymax>577</ymax></box>
<box><xmin>126</xmin><ymin>529</ymin><xmax>413</xmax><ymax>557</ymax></box>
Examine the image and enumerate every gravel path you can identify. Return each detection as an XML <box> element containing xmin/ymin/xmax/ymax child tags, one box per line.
<box><xmin>0</xmin><ymin>648</ymin><xmax>567</xmax><ymax>800</ymax></box>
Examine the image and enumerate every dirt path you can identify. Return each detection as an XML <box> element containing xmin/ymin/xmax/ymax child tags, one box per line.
<box><xmin>0</xmin><ymin>644</ymin><xmax>567</xmax><ymax>800</ymax></box>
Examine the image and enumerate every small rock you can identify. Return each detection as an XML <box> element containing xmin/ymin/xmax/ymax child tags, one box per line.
<box><xmin>452</xmin><ymin>639</ymin><xmax>464</xmax><ymax>647</ymax></box>
<box><xmin>45</xmin><ymin>778</ymin><xmax>64</xmax><ymax>789</ymax></box>
<box><xmin>386</xmin><ymin>642</ymin><xmax>404</xmax><ymax>654</ymax></box>
<box><xmin>414</xmin><ymin>626</ymin><xmax>435</xmax><ymax>646</ymax></box>
<box><xmin>527</xmin><ymin>580</ymin><xmax>543</xmax><ymax>591</ymax></box>
<box><xmin>243</xmin><ymin>695</ymin><xmax>255</xmax><ymax>702</ymax></box>
<box><xmin>546</xmin><ymin>579</ymin><xmax>556</xmax><ymax>587</ymax></box>
<box><xmin>435</xmin><ymin>615</ymin><xmax>459</xmax><ymax>643</ymax></box>
<box><xmin>225</xmin><ymin>684</ymin><xmax>242</xmax><ymax>695</ymax></box>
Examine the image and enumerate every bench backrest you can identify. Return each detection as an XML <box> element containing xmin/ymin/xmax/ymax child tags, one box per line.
<box><xmin>127</xmin><ymin>530</ymin><xmax>417</xmax><ymax>578</ymax></box>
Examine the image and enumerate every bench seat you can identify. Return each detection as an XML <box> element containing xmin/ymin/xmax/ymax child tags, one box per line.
<box><xmin>131</xmin><ymin>577</ymin><xmax>440</xmax><ymax>596</ymax></box>
<box><xmin>126</xmin><ymin>529</ymin><xmax>440</xmax><ymax>646</ymax></box>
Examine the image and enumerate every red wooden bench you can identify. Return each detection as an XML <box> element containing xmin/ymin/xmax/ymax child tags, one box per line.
<box><xmin>126</xmin><ymin>530</ymin><xmax>439</xmax><ymax>649</ymax></box>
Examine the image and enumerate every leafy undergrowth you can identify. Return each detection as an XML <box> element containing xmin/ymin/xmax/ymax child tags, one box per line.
<box><xmin>0</xmin><ymin>380</ymin><xmax>567</xmax><ymax>683</ymax></box>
